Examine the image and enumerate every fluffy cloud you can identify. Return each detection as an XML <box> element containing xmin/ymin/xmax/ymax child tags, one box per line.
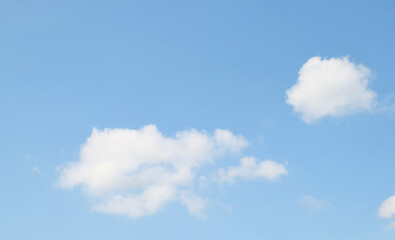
<box><xmin>286</xmin><ymin>56</ymin><xmax>377</xmax><ymax>123</ymax></box>
<box><xmin>379</xmin><ymin>195</ymin><xmax>395</xmax><ymax>219</ymax></box>
<box><xmin>217</xmin><ymin>157</ymin><xmax>287</xmax><ymax>183</ymax></box>
<box><xmin>58</xmin><ymin>125</ymin><xmax>286</xmax><ymax>218</ymax></box>
<box><xmin>379</xmin><ymin>195</ymin><xmax>395</xmax><ymax>230</ymax></box>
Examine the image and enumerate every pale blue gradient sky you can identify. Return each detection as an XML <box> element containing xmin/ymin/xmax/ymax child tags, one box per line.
<box><xmin>1</xmin><ymin>0</ymin><xmax>395</xmax><ymax>239</ymax></box>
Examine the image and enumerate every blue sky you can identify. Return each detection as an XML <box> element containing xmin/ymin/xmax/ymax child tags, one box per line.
<box><xmin>1</xmin><ymin>0</ymin><xmax>395</xmax><ymax>239</ymax></box>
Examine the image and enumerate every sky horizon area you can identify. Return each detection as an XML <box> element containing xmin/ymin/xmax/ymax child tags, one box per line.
<box><xmin>1</xmin><ymin>0</ymin><xmax>395</xmax><ymax>239</ymax></box>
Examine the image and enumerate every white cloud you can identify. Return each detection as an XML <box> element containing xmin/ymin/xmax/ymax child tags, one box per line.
<box><xmin>180</xmin><ymin>191</ymin><xmax>206</xmax><ymax>218</ymax></box>
<box><xmin>93</xmin><ymin>185</ymin><xmax>176</xmax><ymax>218</ymax></box>
<box><xmin>299</xmin><ymin>195</ymin><xmax>330</xmax><ymax>210</ymax></box>
<box><xmin>58</xmin><ymin>125</ymin><xmax>284</xmax><ymax>218</ymax></box>
<box><xmin>379</xmin><ymin>195</ymin><xmax>395</xmax><ymax>219</ymax></box>
<box><xmin>217</xmin><ymin>156</ymin><xmax>288</xmax><ymax>183</ymax></box>
<box><xmin>286</xmin><ymin>56</ymin><xmax>377</xmax><ymax>123</ymax></box>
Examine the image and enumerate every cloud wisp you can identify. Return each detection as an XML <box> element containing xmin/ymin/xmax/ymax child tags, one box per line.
<box><xmin>58</xmin><ymin>125</ymin><xmax>287</xmax><ymax>218</ymax></box>
<box><xmin>299</xmin><ymin>195</ymin><xmax>331</xmax><ymax>211</ymax></box>
<box><xmin>385</xmin><ymin>221</ymin><xmax>395</xmax><ymax>230</ymax></box>
<box><xmin>286</xmin><ymin>56</ymin><xmax>377</xmax><ymax>123</ymax></box>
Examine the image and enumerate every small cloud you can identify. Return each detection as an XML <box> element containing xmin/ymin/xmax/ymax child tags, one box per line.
<box><xmin>180</xmin><ymin>191</ymin><xmax>207</xmax><ymax>218</ymax></box>
<box><xmin>299</xmin><ymin>195</ymin><xmax>330</xmax><ymax>210</ymax></box>
<box><xmin>379</xmin><ymin>194</ymin><xmax>395</xmax><ymax>219</ymax></box>
<box><xmin>286</xmin><ymin>56</ymin><xmax>377</xmax><ymax>123</ymax></box>
<box><xmin>378</xmin><ymin>195</ymin><xmax>395</xmax><ymax>230</ymax></box>
<box><xmin>218</xmin><ymin>156</ymin><xmax>288</xmax><ymax>183</ymax></box>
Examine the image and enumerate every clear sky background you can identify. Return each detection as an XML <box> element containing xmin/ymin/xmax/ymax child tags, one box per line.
<box><xmin>1</xmin><ymin>0</ymin><xmax>395</xmax><ymax>239</ymax></box>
